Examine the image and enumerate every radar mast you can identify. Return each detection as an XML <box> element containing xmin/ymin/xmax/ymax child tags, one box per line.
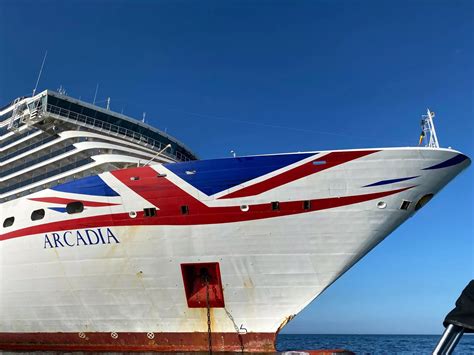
<box><xmin>420</xmin><ymin>109</ymin><xmax>440</xmax><ymax>148</ymax></box>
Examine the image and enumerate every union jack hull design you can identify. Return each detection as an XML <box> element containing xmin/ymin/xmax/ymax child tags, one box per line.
<box><xmin>0</xmin><ymin>147</ymin><xmax>470</xmax><ymax>352</ymax></box>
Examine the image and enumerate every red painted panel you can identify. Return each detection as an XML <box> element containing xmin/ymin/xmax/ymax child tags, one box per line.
<box><xmin>219</xmin><ymin>150</ymin><xmax>378</xmax><ymax>199</ymax></box>
<box><xmin>181</xmin><ymin>262</ymin><xmax>225</xmax><ymax>308</ymax></box>
<box><xmin>0</xmin><ymin>331</ymin><xmax>277</xmax><ymax>352</ymax></box>
<box><xmin>29</xmin><ymin>197</ymin><xmax>118</xmax><ymax>207</ymax></box>
<box><xmin>0</xmin><ymin>184</ymin><xmax>413</xmax><ymax>241</ymax></box>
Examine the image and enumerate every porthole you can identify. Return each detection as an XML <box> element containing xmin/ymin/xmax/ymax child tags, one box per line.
<box><xmin>3</xmin><ymin>217</ymin><xmax>14</xmax><ymax>228</ymax></box>
<box><xmin>31</xmin><ymin>209</ymin><xmax>45</xmax><ymax>221</ymax></box>
<box><xmin>377</xmin><ymin>201</ymin><xmax>387</xmax><ymax>209</ymax></box>
<box><xmin>240</xmin><ymin>205</ymin><xmax>249</xmax><ymax>212</ymax></box>
<box><xmin>66</xmin><ymin>201</ymin><xmax>84</xmax><ymax>214</ymax></box>
<box><xmin>129</xmin><ymin>211</ymin><xmax>137</xmax><ymax>218</ymax></box>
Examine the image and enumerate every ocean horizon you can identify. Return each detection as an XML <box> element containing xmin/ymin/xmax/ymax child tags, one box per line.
<box><xmin>277</xmin><ymin>333</ymin><xmax>474</xmax><ymax>354</ymax></box>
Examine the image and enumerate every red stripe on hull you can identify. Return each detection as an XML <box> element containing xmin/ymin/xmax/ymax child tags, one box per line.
<box><xmin>0</xmin><ymin>182</ymin><xmax>413</xmax><ymax>241</ymax></box>
<box><xmin>29</xmin><ymin>197</ymin><xmax>119</xmax><ymax>207</ymax></box>
<box><xmin>219</xmin><ymin>150</ymin><xmax>378</xmax><ymax>199</ymax></box>
<box><xmin>0</xmin><ymin>331</ymin><xmax>276</xmax><ymax>352</ymax></box>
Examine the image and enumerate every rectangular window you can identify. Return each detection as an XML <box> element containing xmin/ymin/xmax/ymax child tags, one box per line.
<box><xmin>303</xmin><ymin>200</ymin><xmax>312</xmax><ymax>210</ymax></box>
<box><xmin>271</xmin><ymin>201</ymin><xmax>280</xmax><ymax>211</ymax></box>
<box><xmin>181</xmin><ymin>205</ymin><xmax>189</xmax><ymax>215</ymax></box>
<box><xmin>144</xmin><ymin>207</ymin><xmax>156</xmax><ymax>217</ymax></box>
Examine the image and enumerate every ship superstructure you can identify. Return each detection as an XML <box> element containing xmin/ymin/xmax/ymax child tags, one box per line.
<box><xmin>0</xmin><ymin>92</ymin><xmax>470</xmax><ymax>352</ymax></box>
<box><xmin>0</xmin><ymin>90</ymin><xmax>196</xmax><ymax>203</ymax></box>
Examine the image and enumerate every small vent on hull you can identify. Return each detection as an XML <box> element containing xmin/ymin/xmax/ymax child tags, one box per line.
<box><xmin>181</xmin><ymin>205</ymin><xmax>189</xmax><ymax>215</ymax></box>
<box><xmin>181</xmin><ymin>262</ymin><xmax>225</xmax><ymax>308</ymax></box>
<box><xmin>303</xmin><ymin>200</ymin><xmax>311</xmax><ymax>210</ymax></box>
<box><xmin>400</xmin><ymin>200</ymin><xmax>411</xmax><ymax>210</ymax></box>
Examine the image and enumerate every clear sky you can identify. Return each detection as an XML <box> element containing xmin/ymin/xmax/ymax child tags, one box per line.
<box><xmin>1</xmin><ymin>0</ymin><xmax>472</xmax><ymax>335</ymax></box>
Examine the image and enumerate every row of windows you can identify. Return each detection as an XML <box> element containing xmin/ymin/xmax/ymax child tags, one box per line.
<box><xmin>3</xmin><ymin>200</ymin><xmax>313</xmax><ymax>229</ymax></box>
<box><xmin>0</xmin><ymin>126</ymin><xmax>36</xmax><ymax>148</ymax></box>
<box><xmin>2</xmin><ymin>202</ymin><xmax>84</xmax><ymax>228</ymax></box>
<box><xmin>140</xmin><ymin>201</ymin><xmax>312</xmax><ymax>218</ymax></box>
<box><xmin>0</xmin><ymin>158</ymin><xmax>94</xmax><ymax>195</ymax></box>
<box><xmin>1</xmin><ymin>145</ymin><xmax>76</xmax><ymax>178</ymax></box>
<box><xmin>1</xmin><ymin>134</ymin><xmax>58</xmax><ymax>163</ymax></box>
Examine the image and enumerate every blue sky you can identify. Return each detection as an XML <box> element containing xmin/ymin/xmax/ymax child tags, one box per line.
<box><xmin>1</xmin><ymin>0</ymin><xmax>472</xmax><ymax>334</ymax></box>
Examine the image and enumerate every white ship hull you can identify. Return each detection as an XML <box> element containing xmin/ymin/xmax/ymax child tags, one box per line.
<box><xmin>0</xmin><ymin>147</ymin><xmax>469</xmax><ymax>351</ymax></box>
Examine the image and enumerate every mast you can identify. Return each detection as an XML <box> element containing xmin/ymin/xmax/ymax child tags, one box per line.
<box><xmin>420</xmin><ymin>108</ymin><xmax>440</xmax><ymax>148</ymax></box>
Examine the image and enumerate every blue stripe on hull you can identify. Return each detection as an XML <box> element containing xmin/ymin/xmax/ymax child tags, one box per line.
<box><xmin>48</xmin><ymin>207</ymin><xmax>67</xmax><ymax>213</ymax></box>
<box><xmin>51</xmin><ymin>175</ymin><xmax>119</xmax><ymax>197</ymax></box>
<box><xmin>423</xmin><ymin>154</ymin><xmax>468</xmax><ymax>170</ymax></box>
<box><xmin>364</xmin><ymin>176</ymin><xmax>419</xmax><ymax>187</ymax></box>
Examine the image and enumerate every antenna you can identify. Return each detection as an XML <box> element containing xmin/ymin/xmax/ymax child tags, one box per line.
<box><xmin>93</xmin><ymin>83</ymin><xmax>99</xmax><ymax>104</ymax></box>
<box><xmin>32</xmin><ymin>50</ymin><xmax>48</xmax><ymax>97</ymax></box>
<box><xmin>142</xmin><ymin>112</ymin><xmax>146</xmax><ymax>123</ymax></box>
<box><xmin>143</xmin><ymin>144</ymin><xmax>172</xmax><ymax>166</ymax></box>
<box><xmin>57</xmin><ymin>85</ymin><xmax>67</xmax><ymax>95</ymax></box>
<box><xmin>106</xmin><ymin>97</ymin><xmax>111</xmax><ymax>110</ymax></box>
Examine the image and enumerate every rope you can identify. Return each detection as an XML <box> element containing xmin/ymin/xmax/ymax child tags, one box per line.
<box><xmin>224</xmin><ymin>307</ymin><xmax>245</xmax><ymax>353</ymax></box>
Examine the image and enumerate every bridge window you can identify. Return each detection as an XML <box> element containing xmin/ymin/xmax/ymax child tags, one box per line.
<box><xmin>66</xmin><ymin>201</ymin><xmax>84</xmax><ymax>214</ymax></box>
<box><xmin>3</xmin><ymin>217</ymin><xmax>14</xmax><ymax>228</ymax></box>
<box><xmin>31</xmin><ymin>209</ymin><xmax>45</xmax><ymax>221</ymax></box>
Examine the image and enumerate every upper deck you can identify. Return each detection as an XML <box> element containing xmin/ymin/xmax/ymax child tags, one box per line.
<box><xmin>0</xmin><ymin>90</ymin><xmax>198</xmax><ymax>202</ymax></box>
<box><xmin>1</xmin><ymin>90</ymin><xmax>197</xmax><ymax>162</ymax></box>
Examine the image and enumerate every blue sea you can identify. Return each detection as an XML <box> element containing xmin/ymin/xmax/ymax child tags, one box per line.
<box><xmin>277</xmin><ymin>334</ymin><xmax>474</xmax><ymax>354</ymax></box>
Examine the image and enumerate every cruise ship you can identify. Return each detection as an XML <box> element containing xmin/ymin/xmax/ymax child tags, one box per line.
<box><xmin>0</xmin><ymin>90</ymin><xmax>470</xmax><ymax>352</ymax></box>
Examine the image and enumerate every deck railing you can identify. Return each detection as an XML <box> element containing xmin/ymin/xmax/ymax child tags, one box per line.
<box><xmin>46</xmin><ymin>104</ymin><xmax>191</xmax><ymax>162</ymax></box>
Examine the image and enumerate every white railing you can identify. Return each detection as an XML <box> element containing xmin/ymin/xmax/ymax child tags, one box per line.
<box><xmin>45</xmin><ymin>104</ymin><xmax>190</xmax><ymax>162</ymax></box>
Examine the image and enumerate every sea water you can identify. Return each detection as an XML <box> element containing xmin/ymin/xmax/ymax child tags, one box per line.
<box><xmin>277</xmin><ymin>334</ymin><xmax>474</xmax><ymax>354</ymax></box>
